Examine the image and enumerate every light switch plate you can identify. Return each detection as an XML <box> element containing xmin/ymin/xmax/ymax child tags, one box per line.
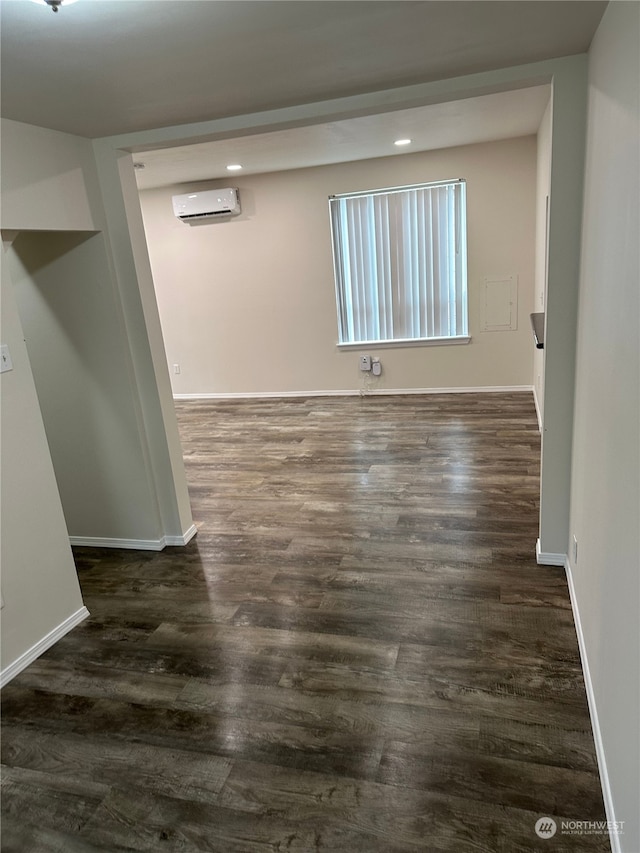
<box><xmin>0</xmin><ymin>344</ymin><xmax>13</xmax><ymax>373</ymax></box>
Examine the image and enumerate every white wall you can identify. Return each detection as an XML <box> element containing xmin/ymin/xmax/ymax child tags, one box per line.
<box><xmin>533</xmin><ymin>99</ymin><xmax>552</xmax><ymax>425</ymax></box>
<box><xmin>0</xmin><ymin>119</ymin><xmax>195</xmax><ymax>681</ymax></box>
<box><xmin>140</xmin><ymin>137</ymin><xmax>537</xmax><ymax>396</ymax></box>
<box><xmin>1</xmin><ymin>243</ymin><xmax>86</xmax><ymax>677</ymax></box>
<box><xmin>0</xmin><ymin>120</ymin><xmax>101</xmax><ymax>678</ymax></box>
<box><xmin>9</xmin><ymin>231</ymin><xmax>161</xmax><ymax>543</ymax></box>
<box><xmin>1</xmin><ymin>120</ymin><xmax>193</xmax><ymax>550</ymax></box>
<box><xmin>569</xmin><ymin>4</ymin><xmax>640</xmax><ymax>850</ymax></box>
<box><xmin>0</xmin><ymin>118</ymin><xmax>105</xmax><ymax>232</ymax></box>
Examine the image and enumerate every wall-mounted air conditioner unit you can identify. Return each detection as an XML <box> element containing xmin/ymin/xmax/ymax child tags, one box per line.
<box><xmin>172</xmin><ymin>188</ymin><xmax>241</xmax><ymax>222</ymax></box>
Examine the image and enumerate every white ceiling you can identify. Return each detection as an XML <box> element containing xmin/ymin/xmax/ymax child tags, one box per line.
<box><xmin>1</xmin><ymin>1</ymin><xmax>605</xmax><ymax>140</ymax></box>
<box><xmin>134</xmin><ymin>85</ymin><xmax>551</xmax><ymax>190</ymax></box>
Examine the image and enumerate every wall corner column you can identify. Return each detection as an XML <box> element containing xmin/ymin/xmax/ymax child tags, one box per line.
<box><xmin>538</xmin><ymin>55</ymin><xmax>588</xmax><ymax>559</ymax></box>
<box><xmin>91</xmin><ymin>139</ymin><xmax>194</xmax><ymax>543</ymax></box>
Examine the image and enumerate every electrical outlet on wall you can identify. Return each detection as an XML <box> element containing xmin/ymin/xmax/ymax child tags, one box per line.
<box><xmin>360</xmin><ymin>355</ymin><xmax>371</xmax><ymax>372</ymax></box>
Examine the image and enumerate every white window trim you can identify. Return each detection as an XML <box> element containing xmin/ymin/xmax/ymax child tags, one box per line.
<box><xmin>337</xmin><ymin>335</ymin><xmax>471</xmax><ymax>351</ymax></box>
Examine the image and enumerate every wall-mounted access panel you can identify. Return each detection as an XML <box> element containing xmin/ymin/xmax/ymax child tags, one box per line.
<box><xmin>480</xmin><ymin>275</ymin><xmax>518</xmax><ymax>332</ymax></box>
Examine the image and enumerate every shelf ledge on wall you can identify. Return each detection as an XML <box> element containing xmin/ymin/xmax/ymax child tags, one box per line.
<box><xmin>530</xmin><ymin>312</ymin><xmax>545</xmax><ymax>349</ymax></box>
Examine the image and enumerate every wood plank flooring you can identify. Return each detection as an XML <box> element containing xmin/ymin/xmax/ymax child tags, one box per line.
<box><xmin>1</xmin><ymin>393</ymin><xmax>610</xmax><ymax>852</ymax></box>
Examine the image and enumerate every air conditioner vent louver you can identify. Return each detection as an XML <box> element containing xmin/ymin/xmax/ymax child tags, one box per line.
<box><xmin>179</xmin><ymin>210</ymin><xmax>230</xmax><ymax>220</ymax></box>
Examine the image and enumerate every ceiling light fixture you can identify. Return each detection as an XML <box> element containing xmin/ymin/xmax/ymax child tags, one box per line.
<box><xmin>394</xmin><ymin>139</ymin><xmax>412</xmax><ymax>147</ymax></box>
<box><xmin>226</xmin><ymin>164</ymin><xmax>242</xmax><ymax>172</ymax></box>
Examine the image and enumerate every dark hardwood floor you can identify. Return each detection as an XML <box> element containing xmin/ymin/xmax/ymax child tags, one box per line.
<box><xmin>1</xmin><ymin>393</ymin><xmax>609</xmax><ymax>852</ymax></box>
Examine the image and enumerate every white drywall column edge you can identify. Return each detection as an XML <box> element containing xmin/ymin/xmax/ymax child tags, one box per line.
<box><xmin>91</xmin><ymin>140</ymin><xmax>194</xmax><ymax>541</ymax></box>
<box><xmin>538</xmin><ymin>58</ymin><xmax>588</xmax><ymax>555</ymax></box>
<box><xmin>116</xmin><ymin>150</ymin><xmax>194</xmax><ymax>537</ymax></box>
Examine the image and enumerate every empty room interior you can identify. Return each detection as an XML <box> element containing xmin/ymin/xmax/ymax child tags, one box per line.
<box><xmin>0</xmin><ymin>2</ymin><xmax>638</xmax><ymax>851</ymax></box>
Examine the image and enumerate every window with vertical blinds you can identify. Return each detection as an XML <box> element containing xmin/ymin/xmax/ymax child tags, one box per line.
<box><xmin>329</xmin><ymin>179</ymin><xmax>468</xmax><ymax>346</ymax></box>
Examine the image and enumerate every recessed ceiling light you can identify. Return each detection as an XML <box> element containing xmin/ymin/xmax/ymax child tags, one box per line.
<box><xmin>226</xmin><ymin>164</ymin><xmax>242</xmax><ymax>172</ymax></box>
<box><xmin>394</xmin><ymin>139</ymin><xmax>412</xmax><ymax>147</ymax></box>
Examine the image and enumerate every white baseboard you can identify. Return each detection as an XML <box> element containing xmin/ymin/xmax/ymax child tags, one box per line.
<box><xmin>362</xmin><ymin>385</ymin><xmax>534</xmax><ymax>396</ymax></box>
<box><xmin>533</xmin><ymin>386</ymin><xmax>543</xmax><ymax>432</ymax></box>
<box><xmin>69</xmin><ymin>524</ymin><xmax>198</xmax><ymax>551</ymax></box>
<box><xmin>564</xmin><ymin>559</ymin><xmax>621</xmax><ymax>853</ymax></box>
<box><xmin>163</xmin><ymin>523</ymin><xmax>198</xmax><ymax>547</ymax></box>
<box><xmin>536</xmin><ymin>538</ymin><xmax>566</xmax><ymax>566</ymax></box>
<box><xmin>69</xmin><ymin>535</ymin><xmax>166</xmax><ymax>551</ymax></box>
<box><xmin>174</xmin><ymin>386</ymin><xmax>534</xmax><ymax>401</ymax></box>
<box><xmin>0</xmin><ymin>606</ymin><xmax>89</xmax><ymax>688</ymax></box>
<box><xmin>174</xmin><ymin>390</ymin><xmax>357</xmax><ymax>400</ymax></box>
